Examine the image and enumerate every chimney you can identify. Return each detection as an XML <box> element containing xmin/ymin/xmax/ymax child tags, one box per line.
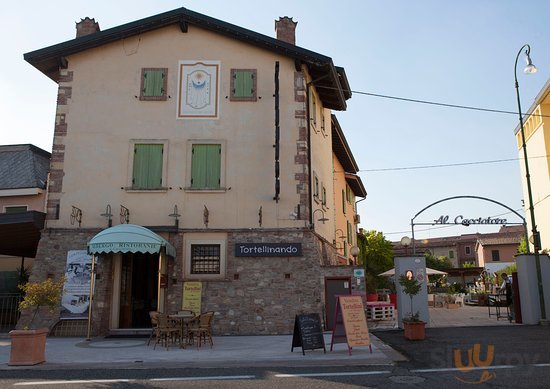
<box><xmin>275</xmin><ymin>17</ymin><xmax>297</xmax><ymax>45</ymax></box>
<box><xmin>76</xmin><ymin>17</ymin><xmax>100</xmax><ymax>38</ymax></box>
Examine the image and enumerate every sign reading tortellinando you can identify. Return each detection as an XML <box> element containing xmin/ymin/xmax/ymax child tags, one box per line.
<box><xmin>235</xmin><ymin>243</ymin><xmax>302</xmax><ymax>257</ymax></box>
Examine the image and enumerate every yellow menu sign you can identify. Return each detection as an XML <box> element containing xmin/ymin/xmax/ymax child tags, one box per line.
<box><xmin>339</xmin><ymin>295</ymin><xmax>370</xmax><ymax>347</ymax></box>
<box><xmin>182</xmin><ymin>281</ymin><xmax>202</xmax><ymax>315</ymax></box>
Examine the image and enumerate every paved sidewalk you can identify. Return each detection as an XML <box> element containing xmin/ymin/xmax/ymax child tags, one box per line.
<box><xmin>0</xmin><ymin>333</ymin><xmax>404</xmax><ymax>370</ymax></box>
<box><xmin>0</xmin><ymin>305</ymin><xmax>515</xmax><ymax>370</ymax></box>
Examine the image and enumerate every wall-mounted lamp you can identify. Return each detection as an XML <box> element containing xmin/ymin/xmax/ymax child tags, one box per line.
<box><xmin>100</xmin><ymin>204</ymin><xmax>113</xmax><ymax>228</ymax></box>
<box><xmin>203</xmin><ymin>205</ymin><xmax>209</xmax><ymax>228</ymax></box>
<box><xmin>169</xmin><ymin>205</ymin><xmax>181</xmax><ymax>229</ymax></box>
<box><xmin>335</xmin><ymin>229</ymin><xmax>345</xmax><ymax>240</ymax></box>
<box><xmin>70</xmin><ymin>205</ymin><xmax>82</xmax><ymax>227</ymax></box>
<box><xmin>120</xmin><ymin>205</ymin><xmax>130</xmax><ymax>224</ymax></box>
<box><xmin>311</xmin><ymin>209</ymin><xmax>329</xmax><ymax>229</ymax></box>
<box><xmin>258</xmin><ymin>206</ymin><xmax>263</xmax><ymax>227</ymax></box>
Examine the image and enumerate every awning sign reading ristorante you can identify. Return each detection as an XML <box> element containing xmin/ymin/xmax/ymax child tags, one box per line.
<box><xmin>235</xmin><ymin>243</ymin><xmax>302</xmax><ymax>257</ymax></box>
<box><xmin>88</xmin><ymin>242</ymin><xmax>160</xmax><ymax>253</ymax></box>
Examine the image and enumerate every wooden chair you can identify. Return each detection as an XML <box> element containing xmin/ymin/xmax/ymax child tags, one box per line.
<box><xmin>188</xmin><ymin>311</ymin><xmax>214</xmax><ymax>349</ymax></box>
<box><xmin>147</xmin><ymin>311</ymin><xmax>159</xmax><ymax>346</ymax></box>
<box><xmin>154</xmin><ymin>313</ymin><xmax>181</xmax><ymax>350</ymax></box>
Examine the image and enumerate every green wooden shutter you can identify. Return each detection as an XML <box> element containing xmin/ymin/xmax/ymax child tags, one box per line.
<box><xmin>143</xmin><ymin>70</ymin><xmax>164</xmax><ymax>97</ymax></box>
<box><xmin>133</xmin><ymin>144</ymin><xmax>163</xmax><ymax>189</ymax></box>
<box><xmin>191</xmin><ymin>144</ymin><xmax>221</xmax><ymax>189</ymax></box>
<box><xmin>342</xmin><ymin>190</ymin><xmax>346</xmax><ymax>214</ymax></box>
<box><xmin>234</xmin><ymin>70</ymin><xmax>254</xmax><ymax>98</ymax></box>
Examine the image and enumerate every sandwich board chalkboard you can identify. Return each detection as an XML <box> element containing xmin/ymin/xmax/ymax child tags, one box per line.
<box><xmin>291</xmin><ymin>313</ymin><xmax>326</xmax><ymax>355</ymax></box>
<box><xmin>330</xmin><ymin>295</ymin><xmax>372</xmax><ymax>356</ymax></box>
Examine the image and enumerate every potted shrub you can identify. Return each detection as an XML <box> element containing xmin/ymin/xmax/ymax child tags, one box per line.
<box><xmin>445</xmin><ymin>294</ymin><xmax>459</xmax><ymax>309</ymax></box>
<box><xmin>9</xmin><ymin>277</ymin><xmax>64</xmax><ymax>366</ymax></box>
<box><xmin>398</xmin><ymin>274</ymin><xmax>426</xmax><ymax>340</ymax></box>
<box><xmin>366</xmin><ymin>274</ymin><xmax>379</xmax><ymax>302</ymax></box>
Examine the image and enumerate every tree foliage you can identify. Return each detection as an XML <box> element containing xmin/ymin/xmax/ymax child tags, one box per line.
<box><xmin>424</xmin><ymin>253</ymin><xmax>452</xmax><ymax>270</ymax></box>
<box><xmin>357</xmin><ymin>230</ymin><xmax>394</xmax><ymax>292</ymax></box>
<box><xmin>19</xmin><ymin>278</ymin><xmax>64</xmax><ymax>329</ymax></box>
<box><xmin>357</xmin><ymin>230</ymin><xmax>394</xmax><ymax>274</ymax></box>
<box><xmin>517</xmin><ymin>236</ymin><xmax>528</xmax><ymax>254</ymax></box>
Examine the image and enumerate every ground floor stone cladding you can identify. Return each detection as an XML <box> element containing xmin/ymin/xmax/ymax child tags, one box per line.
<box><xmin>22</xmin><ymin>227</ymin><xmax>361</xmax><ymax>336</ymax></box>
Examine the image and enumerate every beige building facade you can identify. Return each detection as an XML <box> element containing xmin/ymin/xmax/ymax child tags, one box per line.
<box><xmin>515</xmin><ymin>79</ymin><xmax>550</xmax><ymax>253</ymax></box>
<box><xmin>23</xmin><ymin>8</ymin><xmax>366</xmax><ymax>335</ymax></box>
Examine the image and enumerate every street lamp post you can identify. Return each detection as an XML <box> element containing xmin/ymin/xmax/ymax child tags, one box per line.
<box><xmin>514</xmin><ymin>44</ymin><xmax>546</xmax><ymax>323</ymax></box>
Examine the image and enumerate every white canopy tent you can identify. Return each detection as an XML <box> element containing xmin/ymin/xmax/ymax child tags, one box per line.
<box><xmin>378</xmin><ymin>267</ymin><xmax>448</xmax><ymax>276</ymax></box>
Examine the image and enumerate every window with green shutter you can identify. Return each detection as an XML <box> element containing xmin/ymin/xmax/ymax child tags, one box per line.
<box><xmin>132</xmin><ymin>144</ymin><xmax>164</xmax><ymax>189</ymax></box>
<box><xmin>191</xmin><ymin>144</ymin><xmax>221</xmax><ymax>189</ymax></box>
<box><xmin>342</xmin><ymin>189</ymin><xmax>346</xmax><ymax>214</ymax></box>
<box><xmin>310</xmin><ymin>90</ymin><xmax>317</xmax><ymax>128</ymax></box>
<box><xmin>140</xmin><ymin>68</ymin><xmax>167</xmax><ymax>101</ymax></box>
<box><xmin>230</xmin><ymin>69</ymin><xmax>257</xmax><ymax>101</ymax></box>
<box><xmin>4</xmin><ymin>206</ymin><xmax>28</xmax><ymax>214</ymax></box>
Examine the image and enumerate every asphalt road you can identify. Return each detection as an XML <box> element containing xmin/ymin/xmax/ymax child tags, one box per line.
<box><xmin>2</xmin><ymin>364</ymin><xmax>550</xmax><ymax>388</ymax></box>
<box><xmin>2</xmin><ymin>325</ymin><xmax>550</xmax><ymax>388</ymax></box>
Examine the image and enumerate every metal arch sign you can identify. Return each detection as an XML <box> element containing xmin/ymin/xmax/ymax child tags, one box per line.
<box><xmin>410</xmin><ymin>195</ymin><xmax>527</xmax><ymax>254</ymax></box>
<box><xmin>433</xmin><ymin>215</ymin><xmax>508</xmax><ymax>226</ymax></box>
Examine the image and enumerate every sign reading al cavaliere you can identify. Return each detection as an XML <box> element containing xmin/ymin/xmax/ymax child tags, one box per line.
<box><xmin>235</xmin><ymin>243</ymin><xmax>302</xmax><ymax>257</ymax></box>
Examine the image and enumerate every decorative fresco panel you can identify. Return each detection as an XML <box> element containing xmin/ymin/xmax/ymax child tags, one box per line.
<box><xmin>178</xmin><ymin>61</ymin><xmax>220</xmax><ymax>118</ymax></box>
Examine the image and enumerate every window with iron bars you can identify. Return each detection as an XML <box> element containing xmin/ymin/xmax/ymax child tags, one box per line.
<box><xmin>191</xmin><ymin>244</ymin><xmax>221</xmax><ymax>274</ymax></box>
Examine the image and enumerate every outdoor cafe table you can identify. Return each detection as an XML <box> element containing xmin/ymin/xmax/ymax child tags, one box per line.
<box><xmin>168</xmin><ymin>312</ymin><xmax>196</xmax><ymax>346</ymax></box>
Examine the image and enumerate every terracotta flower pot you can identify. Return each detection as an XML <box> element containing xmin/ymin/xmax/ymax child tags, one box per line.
<box><xmin>9</xmin><ymin>328</ymin><xmax>48</xmax><ymax>365</ymax></box>
<box><xmin>403</xmin><ymin>321</ymin><xmax>426</xmax><ymax>341</ymax></box>
<box><xmin>366</xmin><ymin>293</ymin><xmax>379</xmax><ymax>302</ymax></box>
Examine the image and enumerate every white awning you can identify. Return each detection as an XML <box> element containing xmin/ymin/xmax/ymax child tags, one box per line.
<box><xmin>378</xmin><ymin>267</ymin><xmax>448</xmax><ymax>276</ymax></box>
<box><xmin>87</xmin><ymin>224</ymin><xmax>176</xmax><ymax>257</ymax></box>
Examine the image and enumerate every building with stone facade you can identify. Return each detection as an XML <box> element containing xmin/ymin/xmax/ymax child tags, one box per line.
<box><xmin>22</xmin><ymin>8</ymin><xmax>366</xmax><ymax>336</ymax></box>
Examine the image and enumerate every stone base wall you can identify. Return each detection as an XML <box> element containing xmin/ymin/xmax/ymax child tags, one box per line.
<box><xmin>23</xmin><ymin>227</ymin><xmax>358</xmax><ymax>336</ymax></box>
<box><xmin>17</xmin><ymin>228</ymin><xmax>99</xmax><ymax>331</ymax></box>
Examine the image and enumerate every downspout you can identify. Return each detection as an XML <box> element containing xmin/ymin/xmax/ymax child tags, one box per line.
<box><xmin>306</xmin><ymin>79</ymin><xmax>313</xmax><ymax>227</ymax></box>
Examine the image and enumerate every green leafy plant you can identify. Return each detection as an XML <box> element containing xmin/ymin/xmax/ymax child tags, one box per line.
<box><xmin>399</xmin><ymin>275</ymin><xmax>423</xmax><ymax>322</ymax></box>
<box><xmin>18</xmin><ymin>278</ymin><xmax>64</xmax><ymax>329</ymax></box>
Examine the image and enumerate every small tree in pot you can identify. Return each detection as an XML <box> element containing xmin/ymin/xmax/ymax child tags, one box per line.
<box><xmin>9</xmin><ymin>277</ymin><xmax>64</xmax><ymax>365</ymax></box>
<box><xmin>398</xmin><ymin>274</ymin><xmax>426</xmax><ymax>340</ymax></box>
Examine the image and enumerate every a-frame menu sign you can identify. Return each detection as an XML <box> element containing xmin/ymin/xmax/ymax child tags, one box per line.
<box><xmin>291</xmin><ymin>313</ymin><xmax>326</xmax><ymax>355</ymax></box>
<box><xmin>330</xmin><ymin>295</ymin><xmax>372</xmax><ymax>356</ymax></box>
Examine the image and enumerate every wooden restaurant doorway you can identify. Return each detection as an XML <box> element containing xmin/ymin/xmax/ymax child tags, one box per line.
<box><xmin>87</xmin><ymin>224</ymin><xmax>176</xmax><ymax>336</ymax></box>
<box><xmin>118</xmin><ymin>253</ymin><xmax>159</xmax><ymax>329</ymax></box>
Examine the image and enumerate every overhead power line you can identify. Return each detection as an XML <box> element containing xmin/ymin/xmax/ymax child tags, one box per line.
<box><xmin>331</xmin><ymin>155</ymin><xmax>549</xmax><ymax>173</ymax></box>
<box><xmin>349</xmin><ymin>90</ymin><xmax>550</xmax><ymax>117</ymax></box>
<box><xmin>317</xmin><ymin>85</ymin><xmax>550</xmax><ymax>119</ymax></box>
<box><xmin>361</xmin><ymin>157</ymin><xmax>518</xmax><ymax>172</ymax></box>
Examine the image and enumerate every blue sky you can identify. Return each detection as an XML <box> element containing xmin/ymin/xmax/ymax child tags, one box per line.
<box><xmin>2</xmin><ymin>1</ymin><xmax>549</xmax><ymax>241</ymax></box>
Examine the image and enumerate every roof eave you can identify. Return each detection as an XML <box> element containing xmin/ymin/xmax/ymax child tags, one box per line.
<box><xmin>331</xmin><ymin>115</ymin><xmax>359</xmax><ymax>173</ymax></box>
<box><xmin>345</xmin><ymin>173</ymin><xmax>367</xmax><ymax>198</ymax></box>
<box><xmin>23</xmin><ymin>7</ymin><xmax>349</xmax><ymax>109</ymax></box>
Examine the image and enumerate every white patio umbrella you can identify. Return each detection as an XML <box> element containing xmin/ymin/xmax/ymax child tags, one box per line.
<box><xmin>378</xmin><ymin>267</ymin><xmax>448</xmax><ymax>276</ymax></box>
